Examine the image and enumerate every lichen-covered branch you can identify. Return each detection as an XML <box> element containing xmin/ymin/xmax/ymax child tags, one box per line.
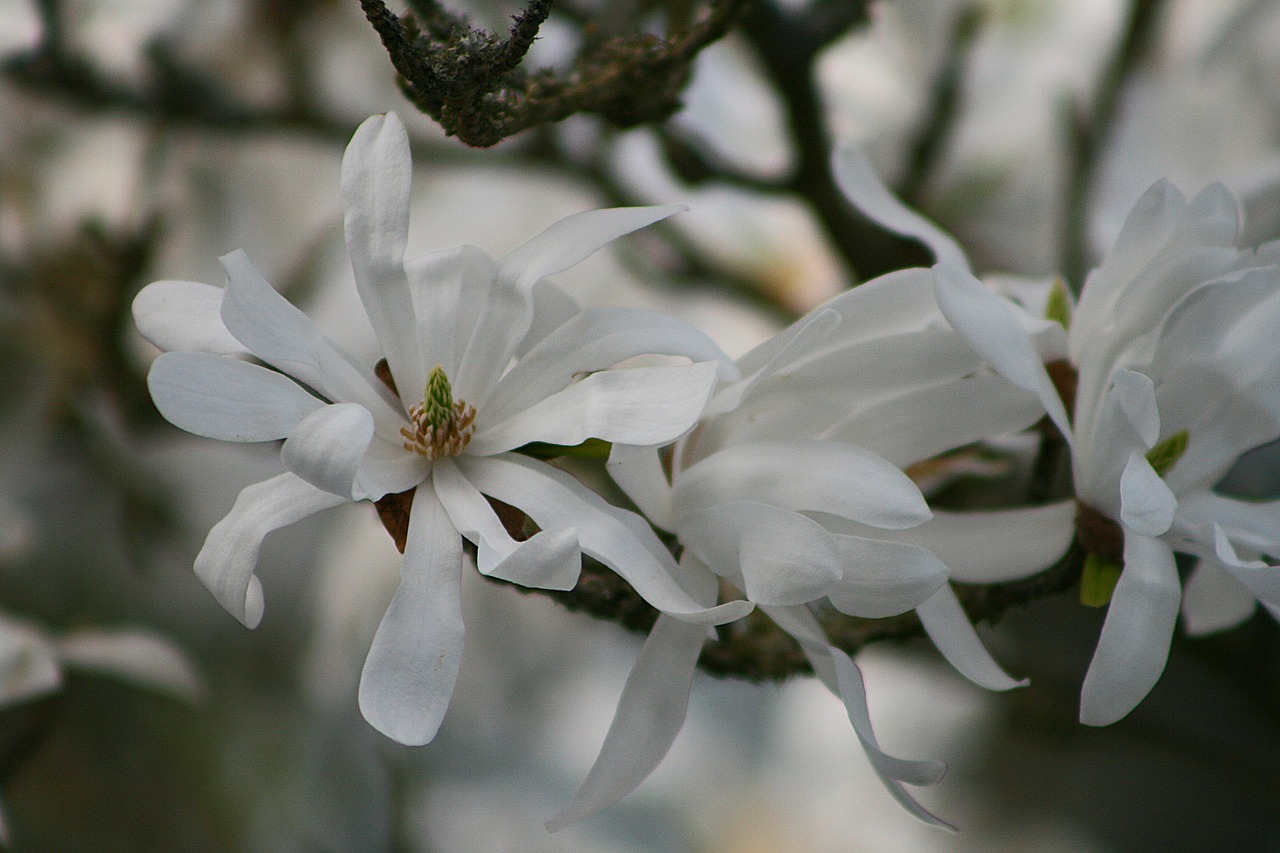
<box><xmin>359</xmin><ymin>0</ymin><xmax>749</xmax><ymax>147</ymax></box>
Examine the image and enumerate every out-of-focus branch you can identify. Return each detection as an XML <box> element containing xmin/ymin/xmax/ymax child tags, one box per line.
<box><xmin>895</xmin><ymin>3</ymin><xmax>982</xmax><ymax>206</ymax></box>
<box><xmin>1060</xmin><ymin>0</ymin><xmax>1167</xmax><ymax>287</ymax></box>
<box><xmin>737</xmin><ymin>0</ymin><xmax>932</xmax><ymax>281</ymax></box>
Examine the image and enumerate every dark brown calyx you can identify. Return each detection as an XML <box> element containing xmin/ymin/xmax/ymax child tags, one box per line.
<box><xmin>1075</xmin><ymin>500</ymin><xmax>1123</xmax><ymax>565</ymax></box>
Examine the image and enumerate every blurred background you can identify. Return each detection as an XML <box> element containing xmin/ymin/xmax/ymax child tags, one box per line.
<box><xmin>3</xmin><ymin>0</ymin><xmax>1280</xmax><ymax>850</ymax></box>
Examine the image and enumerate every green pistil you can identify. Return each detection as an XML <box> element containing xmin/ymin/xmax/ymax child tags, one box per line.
<box><xmin>1146</xmin><ymin>430</ymin><xmax>1189</xmax><ymax>478</ymax></box>
<box><xmin>424</xmin><ymin>365</ymin><xmax>455</xmax><ymax>430</ymax></box>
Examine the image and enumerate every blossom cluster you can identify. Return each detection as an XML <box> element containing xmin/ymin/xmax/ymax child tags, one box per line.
<box><xmin>133</xmin><ymin>113</ymin><xmax>1280</xmax><ymax>830</ymax></box>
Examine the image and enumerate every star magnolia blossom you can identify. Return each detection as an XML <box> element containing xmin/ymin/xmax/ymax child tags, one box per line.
<box><xmin>550</xmin><ymin>242</ymin><xmax>1067</xmax><ymax>830</ymax></box>
<box><xmin>839</xmin><ymin>149</ymin><xmax>1280</xmax><ymax>726</ymax></box>
<box><xmin>133</xmin><ymin>112</ymin><xmax>751</xmax><ymax>748</ymax></box>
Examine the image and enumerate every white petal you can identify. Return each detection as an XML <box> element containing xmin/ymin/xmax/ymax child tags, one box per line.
<box><xmin>823</xmin><ymin>373</ymin><xmax>1044</xmax><ymax>469</ymax></box>
<box><xmin>883</xmin><ymin>502</ymin><xmax>1076</xmax><ymax>584</ymax></box>
<box><xmin>281</xmin><ymin>403</ymin><xmax>375</xmax><ymax>499</ymax></box>
<box><xmin>55</xmin><ymin>629</ymin><xmax>203</xmax><ymax>699</ymax></box>
<box><xmin>737</xmin><ymin>268</ymin><xmax>939</xmax><ymax>378</ymax></box>
<box><xmin>1078</xmin><ymin>371</ymin><xmax>1156</xmax><ymax>505</ymax></box>
<box><xmin>194</xmin><ymin>473</ymin><xmax>348</xmax><ymax>627</ymax></box>
<box><xmin>766</xmin><ymin>603</ymin><xmax>953</xmax><ymax>829</ymax></box>
<box><xmin>546</xmin><ymin>613</ymin><xmax>705</xmax><ymax>831</ymax></box>
<box><xmin>1177</xmin><ymin>491</ymin><xmax>1280</xmax><ymax>557</ymax></box>
<box><xmin>826</xmin><ymin>535</ymin><xmax>949</xmax><ymax>618</ymax></box>
<box><xmin>1119</xmin><ymin>451</ymin><xmax>1177</xmax><ymax>537</ymax></box>
<box><xmin>147</xmin><ymin>351</ymin><xmax>325</xmax><ymax>442</ymax></box>
<box><xmin>403</xmin><ymin>245</ymin><xmax>469</xmax><ymax>378</ymax></box>
<box><xmin>1181</xmin><ymin>559</ymin><xmax>1256</xmax><ymax>636</ymax></box>
<box><xmin>433</xmin><ymin>458</ymin><xmax>581</xmax><ymax>590</ymax></box>
<box><xmin>132</xmin><ymin>279</ymin><xmax>246</xmax><ymax>354</ymax></box>
<box><xmin>352</xmin><ymin>440</ymin><xmax>429</xmax><ymax>504</ymax></box>
<box><xmin>682</xmin><ymin>502</ymin><xmax>842</xmax><ymax>605</ymax></box>
<box><xmin>341</xmin><ymin>112</ymin><xmax>425</xmax><ymax>402</ymax></box>
<box><xmin>933</xmin><ymin>263</ymin><xmax>1073</xmax><ymax>447</ymax></box>
<box><xmin>704</xmin><ymin>307</ymin><xmax>840</xmax><ymax>417</ymax></box>
<box><xmin>915</xmin><ymin>586</ymin><xmax>1026</xmax><ymax>691</ymax></box>
<box><xmin>485</xmin><ymin>306</ymin><xmax>735</xmax><ymax>426</ymax></box>
<box><xmin>606</xmin><ymin>444</ymin><xmax>674</xmax><ymax>532</ymax></box>
<box><xmin>1110</xmin><ymin>369</ymin><xmax>1160</xmax><ymax>447</ymax></box>
<box><xmin>674</xmin><ymin>440</ymin><xmax>930</xmax><ymax>530</ymax></box>
<box><xmin>1071</xmin><ymin>181</ymin><xmax>1186</xmax><ymax>351</ymax></box>
<box><xmin>1080</xmin><ymin>533</ymin><xmax>1180</xmax><ymax>726</ymax></box>
<box><xmin>1211</xmin><ymin>524</ymin><xmax>1280</xmax><ymax>609</ymax></box>
<box><xmin>358</xmin><ymin>482</ymin><xmax>465</xmax><ymax>745</ymax></box>
<box><xmin>457</xmin><ymin>455</ymin><xmax>752</xmax><ymax>624</ymax></box>
<box><xmin>218</xmin><ymin>250</ymin><xmax>402</xmax><ymax>425</ymax></box>
<box><xmin>471</xmin><ymin>362</ymin><xmax>718</xmax><ymax>455</ymax></box>
<box><xmin>520</xmin><ymin>279</ymin><xmax>582</xmax><ymax>357</ymax></box>
<box><xmin>832</xmin><ymin>147</ymin><xmax>970</xmax><ymax>273</ymax></box>
<box><xmin>497</xmin><ymin>205</ymin><xmax>684</xmax><ymax>290</ymax></box>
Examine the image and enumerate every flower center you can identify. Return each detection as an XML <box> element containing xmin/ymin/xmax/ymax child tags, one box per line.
<box><xmin>400</xmin><ymin>365</ymin><xmax>476</xmax><ymax>459</ymax></box>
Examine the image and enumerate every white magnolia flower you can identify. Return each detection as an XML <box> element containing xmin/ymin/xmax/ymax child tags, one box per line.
<box><xmin>842</xmin><ymin>148</ymin><xmax>1280</xmax><ymax>726</ymax></box>
<box><xmin>133</xmin><ymin>112</ymin><xmax>751</xmax><ymax>747</ymax></box>
<box><xmin>549</xmin><ymin>238</ymin><xmax>1063</xmax><ymax>830</ymax></box>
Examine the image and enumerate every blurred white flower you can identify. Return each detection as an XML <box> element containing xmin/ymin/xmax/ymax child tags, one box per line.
<box><xmin>0</xmin><ymin>611</ymin><xmax>202</xmax><ymax>844</ymax></box>
<box><xmin>133</xmin><ymin>112</ymin><xmax>752</xmax><ymax>748</ymax></box>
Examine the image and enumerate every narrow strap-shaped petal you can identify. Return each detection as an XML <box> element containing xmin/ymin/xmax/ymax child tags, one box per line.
<box><xmin>1110</xmin><ymin>370</ymin><xmax>1161</xmax><ymax>448</ymax></box>
<box><xmin>1119</xmin><ymin>451</ymin><xmax>1177</xmax><ymax>537</ymax></box>
<box><xmin>470</xmin><ymin>362</ymin><xmax>718</xmax><ymax>455</ymax></box>
<box><xmin>485</xmin><ymin>306</ymin><xmax>736</xmax><ymax>426</ymax></box>
<box><xmin>823</xmin><ymin>373</ymin><xmax>1044</xmax><ymax>469</ymax></box>
<box><xmin>521</xmin><ymin>280</ymin><xmax>582</xmax><ymax>357</ymax></box>
<box><xmin>933</xmin><ymin>263</ymin><xmax>1074</xmax><ymax>447</ymax></box>
<box><xmin>1080</xmin><ymin>532</ymin><xmax>1180</xmax><ymax>726</ymax></box>
<box><xmin>736</xmin><ymin>268</ymin><xmax>939</xmax><ymax>378</ymax></box>
<box><xmin>132</xmin><ymin>280</ymin><xmax>247</xmax><ymax>355</ymax></box>
<box><xmin>354</xmin><ymin>438</ymin><xmax>432</xmax><ymax>502</ymax></box>
<box><xmin>403</xmin><ymin>245</ymin><xmax>469</xmax><ymax>378</ymax></box>
<box><xmin>881</xmin><ymin>502</ymin><xmax>1076</xmax><ymax>584</ymax></box>
<box><xmin>55</xmin><ymin>629</ymin><xmax>203</xmax><ymax>700</ymax></box>
<box><xmin>1211</xmin><ymin>525</ymin><xmax>1280</xmax><ymax>609</ymax></box>
<box><xmin>765</xmin><ymin>605</ymin><xmax>954</xmax><ymax>830</ymax></box>
<box><xmin>358</xmin><ymin>482</ymin><xmax>465</xmax><ymax>745</ymax></box>
<box><xmin>702</xmin><ymin>307</ymin><xmax>840</xmax><ymax>418</ymax></box>
<box><xmin>1178</xmin><ymin>491</ymin><xmax>1280</xmax><ymax>556</ymax></box>
<box><xmin>497</xmin><ymin>205</ymin><xmax>685</xmax><ymax>291</ymax></box>
<box><xmin>606</xmin><ymin>444</ymin><xmax>674</xmax><ymax>532</ymax></box>
<box><xmin>0</xmin><ymin>617</ymin><xmax>62</xmax><ymax>707</ymax></box>
<box><xmin>195</xmin><ymin>473</ymin><xmax>348</xmax><ymax>628</ymax></box>
<box><xmin>674</xmin><ymin>440</ymin><xmax>930</xmax><ymax>530</ymax></box>
<box><xmin>916</xmin><ymin>586</ymin><xmax>1026</xmax><ymax>691</ymax></box>
<box><xmin>832</xmin><ymin>148</ymin><xmax>970</xmax><ymax>273</ymax></box>
<box><xmin>148</xmin><ymin>351</ymin><xmax>325</xmax><ymax>442</ymax></box>
<box><xmin>453</xmin><ymin>273</ymin><xmax>531</xmax><ymax>407</ymax></box>
<box><xmin>218</xmin><ymin>250</ymin><xmax>403</xmax><ymax>427</ymax></box>
<box><xmin>545</xmin><ymin>613</ymin><xmax>706</xmax><ymax>831</ymax></box>
<box><xmin>457</xmin><ymin>454</ymin><xmax>752</xmax><ymax>625</ymax></box>
<box><xmin>341</xmin><ymin>112</ymin><xmax>425</xmax><ymax>403</ymax></box>
<box><xmin>826</xmin><ymin>534</ymin><xmax>949</xmax><ymax>618</ymax></box>
<box><xmin>281</xmin><ymin>403</ymin><xmax>375</xmax><ymax>499</ymax></box>
<box><xmin>1181</xmin><ymin>558</ymin><xmax>1256</xmax><ymax>636</ymax></box>
<box><xmin>682</xmin><ymin>502</ymin><xmax>842</xmax><ymax>605</ymax></box>
<box><xmin>433</xmin><ymin>458</ymin><xmax>581</xmax><ymax>590</ymax></box>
